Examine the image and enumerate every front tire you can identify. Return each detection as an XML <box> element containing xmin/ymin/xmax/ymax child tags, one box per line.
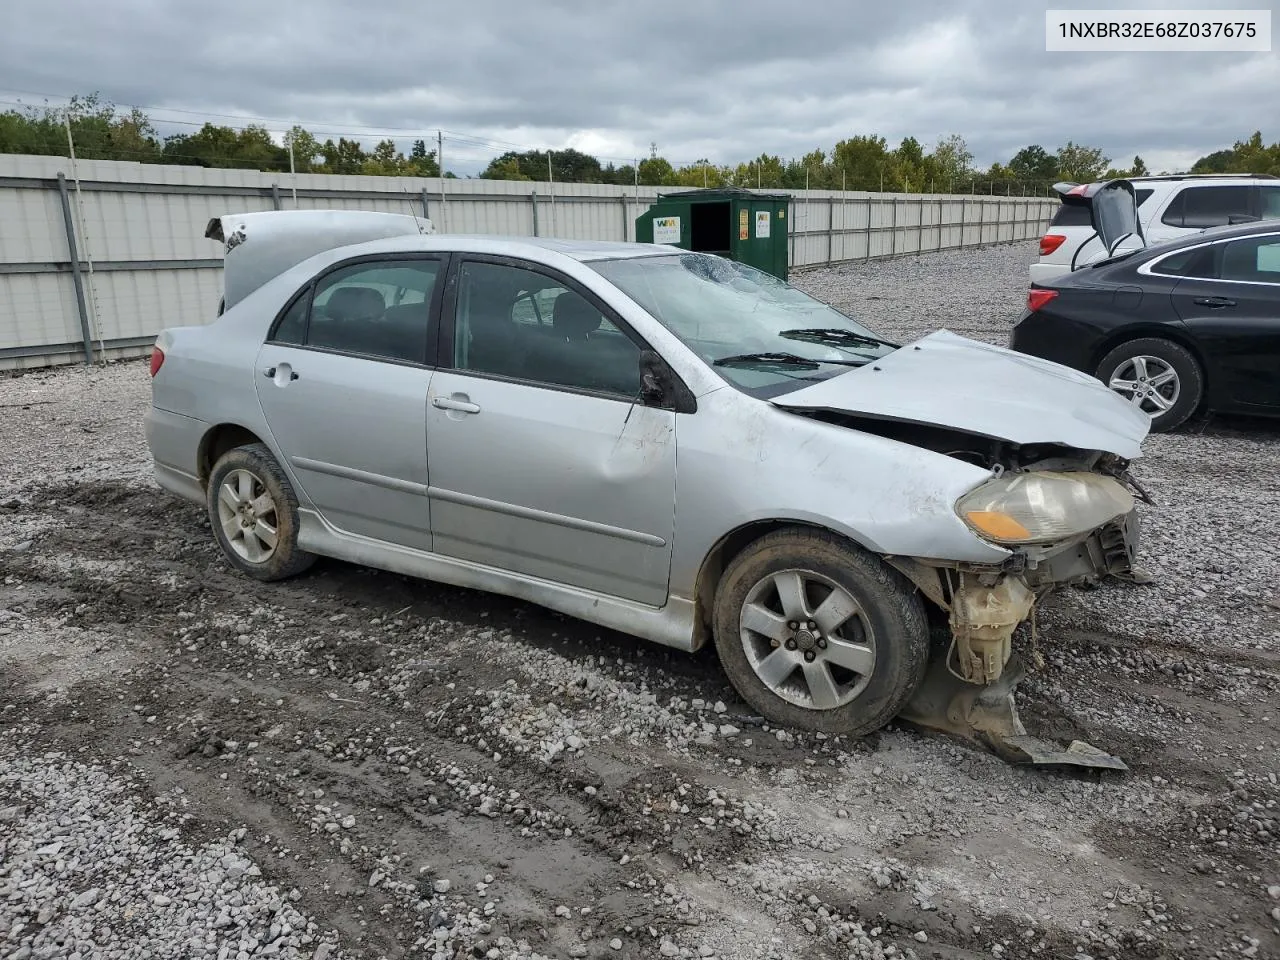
<box><xmin>712</xmin><ymin>528</ymin><xmax>929</xmax><ymax>736</ymax></box>
<box><xmin>1095</xmin><ymin>337</ymin><xmax>1203</xmax><ymax>432</ymax></box>
<box><xmin>207</xmin><ymin>443</ymin><xmax>316</xmax><ymax>581</ymax></box>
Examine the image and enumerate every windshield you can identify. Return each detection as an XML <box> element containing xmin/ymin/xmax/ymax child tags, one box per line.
<box><xmin>589</xmin><ymin>253</ymin><xmax>897</xmax><ymax>396</ymax></box>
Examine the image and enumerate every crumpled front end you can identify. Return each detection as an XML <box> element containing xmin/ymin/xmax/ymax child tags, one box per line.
<box><xmin>891</xmin><ymin>460</ymin><xmax>1147</xmax><ymax>771</ymax></box>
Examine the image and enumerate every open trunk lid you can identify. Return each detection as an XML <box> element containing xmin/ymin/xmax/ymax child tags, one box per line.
<box><xmin>1052</xmin><ymin>179</ymin><xmax>1145</xmax><ymax>260</ymax></box>
<box><xmin>206</xmin><ymin>210</ymin><xmax>434</xmax><ymax>311</ymax></box>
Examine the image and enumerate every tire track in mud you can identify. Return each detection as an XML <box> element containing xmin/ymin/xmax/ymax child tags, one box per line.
<box><xmin>3</xmin><ymin>480</ymin><xmax>1279</xmax><ymax>958</ymax></box>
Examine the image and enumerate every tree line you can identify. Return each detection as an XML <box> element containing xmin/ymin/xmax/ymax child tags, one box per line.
<box><xmin>2</xmin><ymin>94</ymin><xmax>1277</xmax><ymax>193</ymax></box>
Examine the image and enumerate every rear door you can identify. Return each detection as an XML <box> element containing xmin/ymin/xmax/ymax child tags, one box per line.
<box><xmin>253</xmin><ymin>255</ymin><xmax>446</xmax><ymax>550</ymax></box>
<box><xmin>1166</xmin><ymin>232</ymin><xmax>1280</xmax><ymax>409</ymax></box>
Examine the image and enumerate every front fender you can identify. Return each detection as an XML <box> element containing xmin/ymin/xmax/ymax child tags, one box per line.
<box><xmin>668</xmin><ymin>393</ymin><xmax>1008</xmax><ymax>599</ymax></box>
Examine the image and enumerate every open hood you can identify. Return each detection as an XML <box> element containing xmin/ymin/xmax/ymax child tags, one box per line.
<box><xmin>771</xmin><ymin>330</ymin><xmax>1150</xmax><ymax>459</ymax></box>
<box><xmin>206</xmin><ymin>210</ymin><xmax>434</xmax><ymax>311</ymax></box>
<box><xmin>1053</xmin><ymin>179</ymin><xmax>1145</xmax><ymax>259</ymax></box>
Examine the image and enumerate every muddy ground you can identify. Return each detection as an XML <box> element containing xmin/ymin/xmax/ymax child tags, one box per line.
<box><xmin>1</xmin><ymin>243</ymin><xmax>1278</xmax><ymax>960</ymax></box>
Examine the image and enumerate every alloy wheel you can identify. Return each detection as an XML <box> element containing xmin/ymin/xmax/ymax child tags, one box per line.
<box><xmin>216</xmin><ymin>468</ymin><xmax>280</xmax><ymax>563</ymax></box>
<box><xmin>1108</xmin><ymin>355</ymin><xmax>1181</xmax><ymax>416</ymax></box>
<box><xmin>739</xmin><ymin>569</ymin><xmax>877</xmax><ymax>710</ymax></box>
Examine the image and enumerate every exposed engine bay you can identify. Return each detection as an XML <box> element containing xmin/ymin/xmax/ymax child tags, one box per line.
<box><xmin>796</xmin><ymin>410</ymin><xmax>1151</xmax><ymax>770</ymax></box>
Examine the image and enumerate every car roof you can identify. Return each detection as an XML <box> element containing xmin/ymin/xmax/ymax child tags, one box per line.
<box><xmin>1130</xmin><ymin>173</ymin><xmax>1278</xmax><ymax>183</ymax></box>
<box><xmin>332</xmin><ymin>234</ymin><xmax>678</xmax><ymax>264</ymax></box>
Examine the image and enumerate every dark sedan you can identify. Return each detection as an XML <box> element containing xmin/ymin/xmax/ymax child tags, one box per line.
<box><xmin>1010</xmin><ymin>221</ymin><xmax>1280</xmax><ymax>431</ymax></box>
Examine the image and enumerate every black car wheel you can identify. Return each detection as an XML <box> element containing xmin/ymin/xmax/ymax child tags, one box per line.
<box><xmin>1095</xmin><ymin>338</ymin><xmax>1203</xmax><ymax>432</ymax></box>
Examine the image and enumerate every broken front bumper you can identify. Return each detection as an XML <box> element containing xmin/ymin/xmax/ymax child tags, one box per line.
<box><xmin>895</xmin><ymin>511</ymin><xmax>1141</xmax><ymax>771</ymax></box>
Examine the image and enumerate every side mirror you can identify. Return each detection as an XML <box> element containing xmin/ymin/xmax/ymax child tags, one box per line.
<box><xmin>639</xmin><ymin>350</ymin><xmax>697</xmax><ymax>414</ymax></box>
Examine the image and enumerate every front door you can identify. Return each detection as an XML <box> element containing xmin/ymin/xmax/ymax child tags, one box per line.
<box><xmin>425</xmin><ymin>257</ymin><xmax>676</xmax><ymax>606</ymax></box>
<box><xmin>1171</xmin><ymin>233</ymin><xmax>1280</xmax><ymax>409</ymax></box>
<box><xmin>253</xmin><ymin>256</ymin><xmax>445</xmax><ymax>549</ymax></box>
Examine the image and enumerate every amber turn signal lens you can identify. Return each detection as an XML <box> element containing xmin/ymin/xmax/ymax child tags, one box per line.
<box><xmin>964</xmin><ymin>510</ymin><xmax>1032</xmax><ymax>542</ymax></box>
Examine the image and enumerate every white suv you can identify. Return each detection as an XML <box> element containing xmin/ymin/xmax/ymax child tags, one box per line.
<box><xmin>1030</xmin><ymin>174</ymin><xmax>1280</xmax><ymax>282</ymax></box>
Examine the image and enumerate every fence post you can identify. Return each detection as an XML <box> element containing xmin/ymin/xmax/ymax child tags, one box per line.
<box><xmin>271</xmin><ymin>183</ymin><xmax>282</xmax><ymax>211</ymax></box>
<box><xmin>531</xmin><ymin>190</ymin><xmax>539</xmax><ymax>237</ymax></box>
<box><xmin>827</xmin><ymin>196</ymin><xmax>835</xmax><ymax>265</ymax></box>
<box><xmin>421</xmin><ymin>188</ymin><xmax>430</xmax><ymax>221</ymax></box>
<box><xmin>620</xmin><ymin>195</ymin><xmax>629</xmax><ymax>243</ymax></box>
<box><xmin>889</xmin><ymin>196</ymin><xmax>897</xmax><ymax>258</ymax></box>
<box><xmin>937</xmin><ymin>196</ymin><xmax>944</xmax><ymax>252</ymax></box>
<box><xmin>56</xmin><ymin>173</ymin><xmax>94</xmax><ymax>365</ymax></box>
<box><xmin>865</xmin><ymin>197</ymin><xmax>873</xmax><ymax>261</ymax></box>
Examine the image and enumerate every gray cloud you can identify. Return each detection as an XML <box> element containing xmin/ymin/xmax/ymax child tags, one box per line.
<box><xmin>1</xmin><ymin>0</ymin><xmax>1275</xmax><ymax>174</ymax></box>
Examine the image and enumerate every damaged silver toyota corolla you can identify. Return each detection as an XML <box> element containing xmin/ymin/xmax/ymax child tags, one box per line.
<box><xmin>145</xmin><ymin>210</ymin><xmax>1151</xmax><ymax>770</ymax></box>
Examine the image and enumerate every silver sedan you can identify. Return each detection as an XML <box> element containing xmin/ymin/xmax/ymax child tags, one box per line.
<box><xmin>145</xmin><ymin>211</ymin><xmax>1150</xmax><ymax>765</ymax></box>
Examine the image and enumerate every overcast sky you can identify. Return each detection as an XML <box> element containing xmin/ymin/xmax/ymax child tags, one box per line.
<box><xmin>1</xmin><ymin>0</ymin><xmax>1276</xmax><ymax>175</ymax></box>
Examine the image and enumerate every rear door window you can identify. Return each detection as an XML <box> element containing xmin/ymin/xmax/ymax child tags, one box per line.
<box><xmin>1258</xmin><ymin>186</ymin><xmax>1280</xmax><ymax>220</ymax></box>
<box><xmin>1161</xmin><ymin>186</ymin><xmax>1253</xmax><ymax>228</ymax></box>
<box><xmin>268</xmin><ymin>258</ymin><xmax>442</xmax><ymax>364</ymax></box>
<box><xmin>1220</xmin><ymin>236</ymin><xmax>1280</xmax><ymax>283</ymax></box>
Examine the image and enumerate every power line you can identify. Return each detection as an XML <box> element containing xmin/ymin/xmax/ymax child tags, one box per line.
<box><xmin>0</xmin><ymin>90</ymin><xmax>709</xmax><ymax>168</ymax></box>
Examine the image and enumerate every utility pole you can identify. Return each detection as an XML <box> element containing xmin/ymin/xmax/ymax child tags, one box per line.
<box><xmin>548</xmin><ymin>150</ymin><xmax>556</xmax><ymax>236</ymax></box>
<box><xmin>437</xmin><ymin>130</ymin><xmax>447</xmax><ymax>231</ymax></box>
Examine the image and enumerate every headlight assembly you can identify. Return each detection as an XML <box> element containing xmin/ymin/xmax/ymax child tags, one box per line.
<box><xmin>957</xmin><ymin>471</ymin><xmax>1135</xmax><ymax>546</ymax></box>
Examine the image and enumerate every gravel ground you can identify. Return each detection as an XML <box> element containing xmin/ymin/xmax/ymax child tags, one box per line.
<box><xmin>2</xmin><ymin>240</ymin><xmax>1278</xmax><ymax>960</ymax></box>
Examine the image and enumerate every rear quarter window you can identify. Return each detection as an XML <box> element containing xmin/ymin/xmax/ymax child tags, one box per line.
<box><xmin>1148</xmin><ymin>245</ymin><xmax>1217</xmax><ymax>278</ymax></box>
<box><xmin>1050</xmin><ymin>204</ymin><xmax>1092</xmax><ymax>228</ymax></box>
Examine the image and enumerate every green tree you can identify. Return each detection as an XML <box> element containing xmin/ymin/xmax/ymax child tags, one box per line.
<box><xmin>1008</xmin><ymin>145</ymin><xmax>1056</xmax><ymax>183</ymax></box>
<box><xmin>407</xmin><ymin>139</ymin><xmax>440</xmax><ymax>177</ymax></box>
<box><xmin>929</xmin><ymin>134</ymin><xmax>974</xmax><ymax>188</ymax></box>
<box><xmin>637</xmin><ymin>154</ymin><xmax>675</xmax><ymax>186</ymax></box>
<box><xmin>320</xmin><ymin>137</ymin><xmax>367</xmax><ymax>175</ymax></box>
<box><xmin>1191</xmin><ymin>148</ymin><xmax>1235</xmax><ymax>174</ymax></box>
<box><xmin>830</xmin><ymin>135</ymin><xmax>891</xmax><ymax>191</ymax></box>
<box><xmin>480</xmin><ymin>147</ymin><xmax>603</xmax><ymax>182</ymax></box>
<box><xmin>672</xmin><ymin>159</ymin><xmax>728</xmax><ymax>188</ymax></box>
<box><xmin>1055</xmin><ymin>141</ymin><xmax>1110</xmax><ymax>183</ymax></box>
<box><xmin>283</xmin><ymin>126</ymin><xmax>322</xmax><ymax>172</ymax></box>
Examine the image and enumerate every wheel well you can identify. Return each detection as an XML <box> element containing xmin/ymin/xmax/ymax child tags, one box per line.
<box><xmin>198</xmin><ymin>424</ymin><xmax>266</xmax><ymax>488</ymax></box>
<box><xmin>1090</xmin><ymin>326</ymin><xmax>1208</xmax><ymax>383</ymax></box>
<box><xmin>691</xmin><ymin>520</ymin><xmax>857</xmax><ymax>650</ymax></box>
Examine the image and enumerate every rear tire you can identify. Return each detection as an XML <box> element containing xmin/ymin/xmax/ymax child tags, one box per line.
<box><xmin>711</xmin><ymin>528</ymin><xmax>929</xmax><ymax>736</ymax></box>
<box><xmin>207</xmin><ymin>443</ymin><xmax>316</xmax><ymax>582</ymax></box>
<box><xmin>1095</xmin><ymin>337</ymin><xmax>1203</xmax><ymax>432</ymax></box>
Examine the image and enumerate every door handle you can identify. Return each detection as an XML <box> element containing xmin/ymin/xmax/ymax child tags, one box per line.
<box><xmin>263</xmin><ymin>367</ymin><xmax>300</xmax><ymax>380</ymax></box>
<box><xmin>1193</xmin><ymin>297</ymin><xmax>1236</xmax><ymax>308</ymax></box>
<box><xmin>431</xmin><ymin>395</ymin><xmax>481</xmax><ymax>414</ymax></box>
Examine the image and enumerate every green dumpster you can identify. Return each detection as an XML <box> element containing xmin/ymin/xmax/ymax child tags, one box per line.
<box><xmin>635</xmin><ymin>187</ymin><xmax>791</xmax><ymax>281</ymax></box>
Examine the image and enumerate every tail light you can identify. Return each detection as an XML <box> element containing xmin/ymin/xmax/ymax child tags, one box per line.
<box><xmin>149</xmin><ymin>346</ymin><xmax>165</xmax><ymax>377</ymax></box>
<box><xmin>1027</xmin><ymin>289</ymin><xmax>1059</xmax><ymax>312</ymax></box>
<box><xmin>1039</xmin><ymin>234</ymin><xmax>1067</xmax><ymax>256</ymax></box>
